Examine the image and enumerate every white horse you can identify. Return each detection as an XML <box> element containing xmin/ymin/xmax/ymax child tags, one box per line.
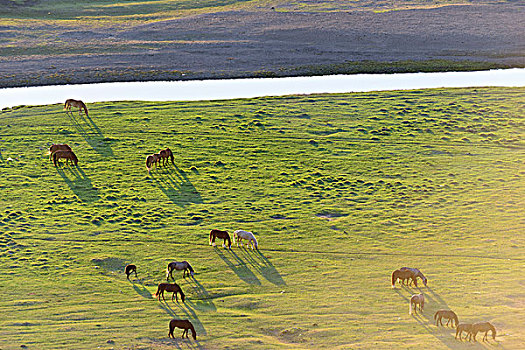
<box><xmin>409</xmin><ymin>293</ymin><xmax>425</xmax><ymax>315</ymax></box>
<box><xmin>233</xmin><ymin>230</ymin><xmax>258</xmax><ymax>250</ymax></box>
<box><xmin>400</xmin><ymin>267</ymin><xmax>428</xmax><ymax>286</ymax></box>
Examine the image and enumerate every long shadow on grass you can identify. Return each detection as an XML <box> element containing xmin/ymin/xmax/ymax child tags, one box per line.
<box><xmin>149</xmin><ymin>166</ymin><xmax>202</xmax><ymax>207</ymax></box>
<box><xmin>131</xmin><ymin>279</ymin><xmax>153</xmax><ymax>299</ymax></box>
<box><xmin>66</xmin><ymin>110</ymin><xmax>113</xmax><ymax>156</ymax></box>
<box><xmin>184</xmin><ymin>276</ymin><xmax>216</xmax><ymax>312</ymax></box>
<box><xmin>158</xmin><ymin>299</ymin><xmax>207</xmax><ymax>338</ymax></box>
<box><xmin>214</xmin><ymin>247</ymin><xmax>261</xmax><ymax>285</ymax></box>
<box><xmin>237</xmin><ymin>247</ymin><xmax>286</xmax><ymax>285</ymax></box>
<box><xmin>393</xmin><ymin>287</ymin><xmax>456</xmax><ymax>349</ymax></box>
<box><xmin>56</xmin><ymin>165</ymin><xmax>100</xmax><ymax>202</ymax></box>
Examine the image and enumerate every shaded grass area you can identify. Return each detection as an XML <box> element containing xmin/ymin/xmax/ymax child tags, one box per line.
<box><xmin>0</xmin><ymin>88</ymin><xmax>523</xmax><ymax>349</ymax></box>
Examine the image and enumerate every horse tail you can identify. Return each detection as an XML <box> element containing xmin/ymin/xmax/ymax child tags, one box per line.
<box><xmin>154</xmin><ymin>284</ymin><xmax>161</xmax><ymax>298</ymax></box>
<box><xmin>170</xmin><ymin>152</ymin><xmax>174</xmax><ymax>165</ymax></box>
<box><xmin>64</xmin><ymin>100</ymin><xmax>69</xmax><ymax>109</ymax></box>
<box><xmin>146</xmin><ymin>157</ymin><xmax>150</xmax><ymax>172</ymax></box>
<box><xmin>166</xmin><ymin>264</ymin><xmax>171</xmax><ymax>281</ymax></box>
<box><xmin>52</xmin><ymin>151</ymin><xmax>58</xmax><ymax>166</ymax></box>
<box><xmin>434</xmin><ymin>311</ymin><xmax>438</xmax><ymax>320</ymax></box>
<box><xmin>209</xmin><ymin>230</ymin><xmax>214</xmax><ymax>245</ymax></box>
<box><xmin>391</xmin><ymin>270</ymin><xmax>397</xmax><ymax>288</ymax></box>
<box><xmin>226</xmin><ymin>234</ymin><xmax>231</xmax><ymax>248</ymax></box>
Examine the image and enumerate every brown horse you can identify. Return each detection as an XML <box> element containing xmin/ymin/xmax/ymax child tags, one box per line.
<box><xmin>159</xmin><ymin>147</ymin><xmax>174</xmax><ymax>166</ymax></box>
<box><xmin>409</xmin><ymin>293</ymin><xmax>424</xmax><ymax>315</ymax></box>
<box><xmin>470</xmin><ymin>321</ymin><xmax>496</xmax><ymax>342</ymax></box>
<box><xmin>434</xmin><ymin>309</ymin><xmax>459</xmax><ymax>327</ymax></box>
<box><xmin>124</xmin><ymin>264</ymin><xmax>137</xmax><ymax>280</ymax></box>
<box><xmin>155</xmin><ymin>283</ymin><xmax>185</xmax><ymax>303</ymax></box>
<box><xmin>48</xmin><ymin>144</ymin><xmax>72</xmax><ymax>160</ymax></box>
<box><xmin>64</xmin><ymin>99</ymin><xmax>88</xmax><ymax>116</ymax></box>
<box><xmin>166</xmin><ymin>261</ymin><xmax>195</xmax><ymax>280</ymax></box>
<box><xmin>391</xmin><ymin>269</ymin><xmax>417</xmax><ymax>288</ymax></box>
<box><xmin>455</xmin><ymin>323</ymin><xmax>473</xmax><ymax>340</ymax></box>
<box><xmin>400</xmin><ymin>267</ymin><xmax>428</xmax><ymax>287</ymax></box>
<box><xmin>146</xmin><ymin>153</ymin><xmax>160</xmax><ymax>172</ymax></box>
<box><xmin>168</xmin><ymin>319</ymin><xmax>196</xmax><ymax>340</ymax></box>
<box><xmin>209</xmin><ymin>229</ymin><xmax>231</xmax><ymax>248</ymax></box>
<box><xmin>53</xmin><ymin>150</ymin><xmax>78</xmax><ymax>166</ymax></box>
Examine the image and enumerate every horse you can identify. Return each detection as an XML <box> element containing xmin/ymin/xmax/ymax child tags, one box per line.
<box><xmin>400</xmin><ymin>267</ymin><xmax>428</xmax><ymax>286</ymax></box>
<box><xmin>168</xmin><ymin>319</ymin><xmax>196</xmax><ymax>340</ymax></box>
<box><xmin>155</xmin><ymin>283</ymin><xmax>185</xmax><ymax>303</ymax></box>
<box><xmin>166</xmin><ymin>261</ymin><xmax>195</xmax><ymax>280</ymax></box>
<box><xmin>48</xmin><ymin>144</ymin><xmax>71</xmax><ymax>160</ymax></box>
<box><xmin>124</xmin><ymin>264</ymin><xmax>137</xmax><ymax>280</ymax></box>
<box><xmin>455</xmin><ymin>323</ymin><xmax>473</xmax><ymax>340</ymax></box>
<box><xmin>233</xmin><ymin>230</ymin><xmax>258</xmax><ymax>250</ymax></box>
<box><xmin>64</xmin><ymin>99</ymin><xmax>88</xmax><ymax>116</ymax></box>
<box><xmin>409</xmin><ymin>293</ymin><xmax>424</xmax><ymax>315</ymax></box>
<box><xmin>209</xmin><ymin>229</ymin><xmax>231</xmax><ymax>248</ymax></box>
<box><xmin>470</xmin><ymin>321</ymin><xmax>496</xmax><ymax>342</ymax></box>
<box><xmin>52</xmin><ymin>150</ymin><xmax>78</xmax><ymax>166</ymax></box>
<box><xmin>434</xmin><ymin>309</ymin><xmax>459</xmax><ymax>327</ymax></box>
<box><xmin>146</xmin><ymin>153</ymin><xmax>160</xmax><ymax>172</ymax></box>
<box><xmin>159</xmin><ymin>147</ymin><xmax>174</xmax><ymax>166</ymax></box>
<box><xmin>391</xmin><ymin>269</ymin><xmax>417</xmax><ymax>288</ymax></box>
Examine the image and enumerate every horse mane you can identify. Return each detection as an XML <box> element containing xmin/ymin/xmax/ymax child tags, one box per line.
<box><xmin>251</xmin><ymin>234</ymin><xmax>258</xmax><ymax>248</ymax></box>
<box><xmin>185</xmin><ymin>262</ymin><xmax>194</xmax><ymax>273</ymax></box>
<box><xmin>189</xmin><ymin>323</ymin><xmax>197</xmax><ymax>339</ymax></box>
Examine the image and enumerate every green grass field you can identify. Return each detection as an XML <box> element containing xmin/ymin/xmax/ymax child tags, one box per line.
<box><xmin>0</xmin><ymin>87</ymin><xmax>524</xmax><ymax>349</ymax></box>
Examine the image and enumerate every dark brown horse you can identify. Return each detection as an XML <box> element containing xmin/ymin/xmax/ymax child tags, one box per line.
<box><xmin>124</xmin><ymin>264</ymin><xmax>137</xmax><ymax>280</ymax></box>
<box><xmin>159</xmin><ymin>147</ymin><xmax>174</xmax><ymax>166</ymax></box>
<box><xmin>155</xmin><ymin>283</ymin><xmax>185</xmax><ymax>303</ymax></box>
<box><xmin>49</xmin><ymin>144</ymin><xmax>72</xmax><ymax>160</ymax></box>
<box><xmin>209</xmin><ymin>229</ymin><xmax>231</xmax><ymax>248</ymax></box>
<box><xmin>64</xmin><ymin>99</ymin><xmax>88</xmax><ymax>116</ymax></box>
<box><xmin>53</xmin><ymin>150</ymin><xmax>78</xmax><ymax>166</ymax></box>
<box><xmin>146</xmin><ymin>153</ymin><xmax>160</xmax><ymax>172</ymax></box>
<box><xmin>168</xmin><ymin>319</ymin><xmax>196</xmax><ymax>340</ymax></box>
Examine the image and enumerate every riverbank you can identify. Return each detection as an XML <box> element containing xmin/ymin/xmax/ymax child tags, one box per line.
<box><xmin>1</xmin><ymin>3</ymin><xmax>523</xmax><ymax>88</ymax></box>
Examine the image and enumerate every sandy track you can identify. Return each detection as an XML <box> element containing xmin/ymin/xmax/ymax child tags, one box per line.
<box><xmin>0</xmin><ymin>4</ymin><xmax>523</xmax><ymax>87</ymax></box>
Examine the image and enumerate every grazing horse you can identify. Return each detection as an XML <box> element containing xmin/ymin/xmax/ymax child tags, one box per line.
<box><xmin>155</xmin><ymin>283</ymin><xmax>185</xmax><ymax>303</ymax></box>
<box><xmin>168</xmin><ymin>319</ymin><xmax>196</xmax><ymax>340</ymax></box>
<box><xmin>434</xmin><ymin>309</ymin><xmax>459</xmax><ymax>327</ymax></box>
<box><xmin>53</xmin><ymin>150</ymin><xmax>78</xmax><ymax>166</ymax></box>
<box><xmin>64</xmin><ymin>99</ymin><xmax>88</xmax><ymax>116</ymax></box>
<box><xmin>48</xmin><ymin>144</ymin><xmax>71</xmax><ymax>160</ymax></box>
<box><xmin>470</xmin><ymin>321</ymin><xmax>496</xmax><ymax>342</ymax></box>
<box><xmin>166</xmin><ymin>261</ymin><xmax>195</xmax><ymax>280</ymax></box>
<box><xmin>146</xmin><ymin>153</ymin><xmax>160</xmax><ymax>172</ymax></box>
<box><xmin>400</xmin><ymin>267</ymin><xmax>428</xmax><ymax>286</ymax></box>
<box><xmin>233</xmin><ymin>230</ymin><xmax>258</xmax><ymax>250</ymax></box>
<box><xmin>209</xmin><ymin>229</ymin><xmax>231</xmax><ymax>248</ymax></box>
<box><xmin>391</xmin><ymin>269</ymin><xmax>417</xmax><ymax>288</ymax></box>
<box><xmin>409</xmin><ymin>293</ymin><xmax>424</xmax><ymax>315</ymax></box>
<box><xmin>124</xmin><ymin>264</ymin><xmax>137</xmax><ymax>280</ymax></box>
<box><xmin>159</xmin><ymin>147</ymin><xmax>175</xmax><ymax>166</ymax></box>
<box><xmin>455</xmin><ymin>323</ymin><xmax>473</xmax><ymax>340</ymax></box>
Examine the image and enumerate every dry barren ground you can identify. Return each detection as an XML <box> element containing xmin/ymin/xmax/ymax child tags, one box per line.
<box><xmin>0</xmin><ymin>1</ymin><xmax>524</xmax><ymax>87</ymax></box>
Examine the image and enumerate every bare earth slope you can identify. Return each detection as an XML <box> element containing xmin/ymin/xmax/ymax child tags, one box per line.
<box><xmin>0</xmin><ymin>3</ymin><xmax>524</xmax><ymax>87</ymax></box>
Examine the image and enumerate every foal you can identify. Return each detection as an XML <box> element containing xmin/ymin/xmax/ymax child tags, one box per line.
<box><xmin>409</xmin><ymin>294</ymin><xmax>424</xmax><ymax>315</ymax></box>
<box><xmin>124</xmin><ymin>264</ymin><xmax>137</xmax><ymax>280</ymax></box>
<box><xmin>209</xmin><ymin>229</ymin><xmax>231</xmax><ymax>248</ymax></box>
<box><xmin>155</xmin><ymin>283</ymin><xmax>185</xmax><ymax>303</ymax></box>
<box><xmin>434</xmin><ymin>309</ymin><xmax>459</xmax><ymax>327</ymax></box>
<box><xmin>168</xmin><ymin>319</ymin><xmax>196</xmax><ymax>340</ymax></box>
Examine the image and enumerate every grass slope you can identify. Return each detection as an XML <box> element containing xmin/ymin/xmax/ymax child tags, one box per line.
<box><xmin>0</xmin><ymin>87</ymin><xmax>524</xmax><ymax>349</ymax></box>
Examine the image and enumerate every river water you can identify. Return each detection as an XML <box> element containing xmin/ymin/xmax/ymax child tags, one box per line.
<box><xmin>0</xmin><ymin>68</ymin><xmax>524</xmax><ymax>109</ymax></box>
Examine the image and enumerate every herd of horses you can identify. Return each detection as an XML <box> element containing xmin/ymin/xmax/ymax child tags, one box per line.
<box><xmin>123</xmin><ymin>228</ymin><xmax>259</xmax><ymax>340</ymax></box>
<box><xmin>54</xmin><ymin>99</ymin><xmax>498</xmax><ymax>344</ymax></box>
<box><xmin>392</xmin><ymin>267</ymin><xmax>497</xmax><ymax>342</ymax></box>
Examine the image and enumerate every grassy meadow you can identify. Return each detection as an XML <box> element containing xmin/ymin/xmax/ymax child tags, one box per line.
<box><xmin>0</xmin><ymin>87</ymin><xmax>524</xmax><ymax>349</ymax></box>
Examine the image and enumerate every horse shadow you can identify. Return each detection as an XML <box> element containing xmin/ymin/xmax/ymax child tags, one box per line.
<box><xmin>158</xmin><ymin>298</ymin><xmax>207</xmax><ymax>337</ymax></box>
<box><xmin>130</xmin><ymin>279</ymin><xmax>153</xmax><ymax>299</ymax></box>
<box><xmin>66</xmin><ymin>110</ymin><xmax>113</xmax><ymax>156</ymax></box>
<box><xmin>149</xmin><ymin>166</ymin><xmax>202</xmax><ymax>207</ymax></box>
<box><xmin>56</xmin><ymin>166</ymin><xmax>100</xmax><ymax>202</ymax></box>
<box><xmin>214</xmin><ymin>247</ymin><xmax>261</xmax><ymax>285</ymax></box>
<box><xmin>184</xmin><ymin>277</ymin><xmax>217</xmax><ymax>312</ymax></box>
<box><xmin>238</xmin><ymin>248</ymin><xmax>286</xmax><ymax>285</ymax></box>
